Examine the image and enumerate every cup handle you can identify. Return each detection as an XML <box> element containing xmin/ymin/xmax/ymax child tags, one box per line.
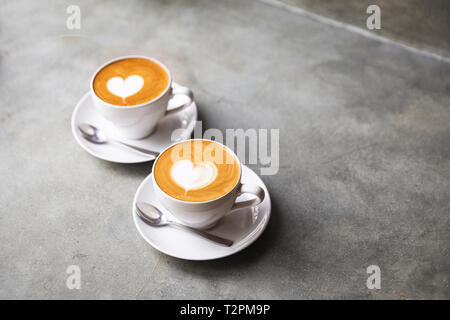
<box><xmin>165</xmin><ymin>82</ymin><xmax>194</xmax><ymax>116</ymax></box>
<box><xmin>228</xmin><ymin>183</ymin><xmax>265</xmax><ymax>213</ymax></box>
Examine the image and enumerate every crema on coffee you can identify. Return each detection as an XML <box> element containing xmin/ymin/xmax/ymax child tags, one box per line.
<box><xmin>154</xmin><ymin>140</ymin><xmax>241</xmax><ymax>202</ymax></box>
<box><xmin>93</xmin><ymin>57</ymin><xmax>169</xmax><ymax>106</ymax></box>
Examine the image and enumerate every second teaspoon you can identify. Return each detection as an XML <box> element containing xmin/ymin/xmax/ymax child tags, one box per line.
<box><xmin>135</xmin><ymin>202</ymin><xmax>234</xmax><ymax>247</ymax></box>
<box><xmin>78</xmin><ymin>123</ymin><xmax>159</xmax><ymax>158</ymax></box>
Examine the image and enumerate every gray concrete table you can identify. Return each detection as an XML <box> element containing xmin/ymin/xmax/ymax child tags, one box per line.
<box><xmin>0</xmin><ymin>0</ymin><xmax>449</xmax><ymax>299</ymax></box>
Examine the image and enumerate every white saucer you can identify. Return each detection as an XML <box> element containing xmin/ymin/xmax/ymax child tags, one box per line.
<box><xmin>71</xmin><ymin>88</ymin><xmax>197</xmax><ymax>163</ymax></box>
<box><xmin>133</xmin><ymin>165</ymin><xmax>271</xmax><ymax>260</ymax></box>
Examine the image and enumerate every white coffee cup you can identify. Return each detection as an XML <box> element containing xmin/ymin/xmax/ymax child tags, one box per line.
<box><xmin>152</xmin><ymin>139</ymin><xmax>265</xmax><ymax>229</ymax></box>
<box><xmin>90</xmin><ymin>55</ymin><xmax>193</xmax><ymax>140</ymax></box>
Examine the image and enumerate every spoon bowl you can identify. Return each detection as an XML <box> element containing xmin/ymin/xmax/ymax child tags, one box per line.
<box><xmin>136</xmin><ymin>202</ymin><xmax>167</xmax><ymax>226</ymax></box>
<box><xmin>78</xmin><ymin>123</ymin><xmax>107</xmax><ymax>144</ymax></box>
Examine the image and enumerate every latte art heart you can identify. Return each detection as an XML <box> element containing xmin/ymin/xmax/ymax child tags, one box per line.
<box><xmin>106</xmin><ymin>75</ymin><xmax>144</xmax><ymax>99</ymax></box>
<box><xmin>170</xmin><ymin>160</ymin><xmax>218</xmax><ymax>191</ymax></box>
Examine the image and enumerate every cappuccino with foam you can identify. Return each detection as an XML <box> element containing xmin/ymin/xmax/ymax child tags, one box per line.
<box><xmin>154</xmin><ymin>140</ymin><xmax>241</xmax><ymax>202</ymax></box>
<box><xmin>93</xmin><ymin>57</ymin><xmax>169</xmax><ymax>106</ymax></box>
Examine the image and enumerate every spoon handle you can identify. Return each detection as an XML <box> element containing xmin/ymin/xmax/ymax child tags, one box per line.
<box><xmin>170</xmin><ymin>221</ymin><xmax>234</xmax><ymax>247</ymax></box>
<box><xmin>113</xmin><ymin>140</ymin><xmax>159</xmax><ymax>158</ymax></box>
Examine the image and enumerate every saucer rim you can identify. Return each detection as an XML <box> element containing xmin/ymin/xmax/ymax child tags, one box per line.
<box><xmin>71</xmin><ymin>91</ymin><xmax>198</xmax><ymax>164</ymax></box>
<box><xmin>132</xmin><ymin>165</ymin><xmax>272</xmax><ymax>261</ymax></box>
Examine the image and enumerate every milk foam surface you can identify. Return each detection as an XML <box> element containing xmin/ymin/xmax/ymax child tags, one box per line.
<box><xmin>93</xmin><ymin>57</ymin><xmax>169</xmax><ymax>106</ymax></box>
<box><xmin>106</xmin><ymin>75</ymin><xmax>144</xmax><ymax>99</ymax></box>
<box><xmin>154</xmin><ymin>140</ymin><xmax>240</xmax><ymax>202</ymax></box>
<box><xmin>170</xmin><ymin>160</ymin><xmax>218</xmax><ymax>191</ymax></box>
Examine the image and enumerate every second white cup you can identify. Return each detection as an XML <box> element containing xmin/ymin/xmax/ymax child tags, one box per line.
<box><xmin>152</xmin><ymin>139</ymin><xmax>265</xmax><ymax>229</ymax></box>
<box><xmin>90</xmin><ymin>55</ymin><xmax>193</xmax><ymax>140</ymax></box>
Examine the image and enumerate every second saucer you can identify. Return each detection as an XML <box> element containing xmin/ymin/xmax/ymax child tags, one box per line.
<box><xmin>71</xmin><ymin>88</ymin><xmax>198</xmax><ymax>164</ymax></box>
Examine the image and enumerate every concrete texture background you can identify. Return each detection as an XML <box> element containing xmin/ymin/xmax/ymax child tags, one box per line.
<box><xmin>277</xmin><ymin>0</ymin><xmax>450</xmax><ymax>59</ymax></box>
<box><xmin>0</xmin><ymin>0</ymin><xmax>449</xmax><ymax>299</ymax></box>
